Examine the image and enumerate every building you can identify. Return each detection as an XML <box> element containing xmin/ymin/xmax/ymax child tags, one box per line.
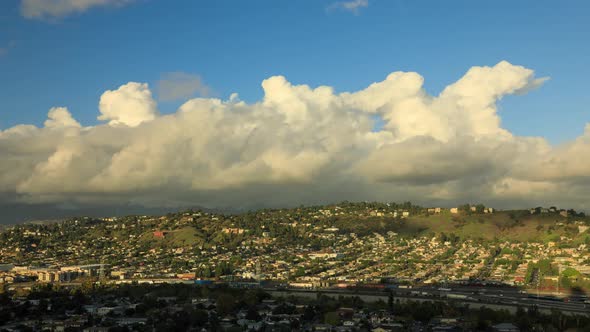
<box><xmin>153</xmin><ymin>231</ymin><xmax>167</xmax><ymax>238</ymax></box>
<box><xmin>38</xmin><ymin>271</ymin><xmax>57</xmax><ymax>283</ymax></box>
<box><xmin>177</xmin><ymin>272</ymin><xmax>196</xmax><ymax>280</ymax></box>
<box><xmin>289</xmin><ymin>282</ymin><xmax>314</xmax><ymax>289</ymax></box>
<box><xmin>222</xmin><ymin>228</ymin><xmax>245</xmax><ymax>234</ymax></box>
<box><xmin>0</xmin><ymin>264</ymin><xmax>14</xmax><ymax>272</ymax></box>
<box><xmin>491</xmin><ymin>323</ymin><xmax>520</xmax><ymax>332</ymax></box>
<box><xmin>450</xmin><ymin>208</ymin><xmax>459</xmax><ymax>214</ymax></box>
<box><xmin>308</xmin><ymin>251</ymin><xmax>343</xmax><ymax>260</ymax></box>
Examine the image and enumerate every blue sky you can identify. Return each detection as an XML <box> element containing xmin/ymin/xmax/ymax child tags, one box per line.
<box><xmin>3</xmin><ymin>0</ymin><xmax>590</xmax><ymax>221</ymax></box>
<box><xmin>1</xmin><ymin>0</ymin><xmax>589</xmax><ymax>143</ymax></box>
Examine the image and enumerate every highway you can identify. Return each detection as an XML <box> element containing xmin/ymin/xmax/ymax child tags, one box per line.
<box><xmin>265</xmin><ymin>285</ymin><xmax>590</xmax><ymax>317</ymax></box>
<box><xmin>6</xmin><ymin>280</ymin><xmax>589</xmax><ymax>316</ymax></box>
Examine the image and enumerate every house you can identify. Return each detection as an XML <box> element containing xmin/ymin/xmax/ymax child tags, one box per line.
<box><xmin>513</xmin><ymin>276</ymin><xmax>525</xmax><ymax>284</ymax></box>
<box><xmin>372</xmin><ymin>328</ymin><xmax>390</xmax><ymax>332</ymax></box>
<box><xmin>180</xmin><ymin>216</ymin><xmax>194</xmax><ymax>222</ymax></box>
<box><xmin>153</xmin><ymin>231</ymin><xmax>167</xmax><ymax>238</ymax></box>
<box><xmin>560</xmin><ymin>210</ymin><xmax>569</xmax><ymax>218</ymax></box>
<box><xmin>177</xmin><ymin>272</ymin><xmax>196</xmax><ymax>280</ymax></box>
<box><xmin>223</xmin><ymin>228</ymin><xmax>246</xmax><ymax>234</ymax></box>
<box><xmin>373</xmin><ymin>323</ymin><xmax>404</xmax><ymax>332</ymax></box>
<box><xmin>115</xmin><ymin>317</ymin><xmax>148</xmax><ymax>326</ymax></box>
<box><xmin>83</xmin><ymin>328</ymin><xmax>110</xmax><ymax>332</ymax></box>
<box><xmin>309</xmin><ymin>251</ymin><xmax>343</xmax><ymax>260</ymax></box>
<box><xmin>432</xmin><ymin>326</ymin><xmax>462</xmax><ymax>332</ymax></box>
<box><xmin>491</xmin><ymin>323</ymin><xmax>520</xmax><ymax>332</ymax></box>
<box><xmin>313</xmin><ymin>323</ymin><xmax>333</xmax><ymax>331</ymax></box>
<box><xmin>402</xmin><ymin>211</ymin><xmax>410</xmax><ymax>218</ymax></box>
<box><xmin>450</xmin><ymin>208</ymin><xmax>459</xmax><ymax>214</ymax></box>
<box><xmin>96</xmin><ymin>306</ymin><xmax>123</xmax><ymax>316</ymax></box>
<box><xmin>289</xmin><ymin>282</ymin><xmax>314</xmax><ymax>289</ymax></box>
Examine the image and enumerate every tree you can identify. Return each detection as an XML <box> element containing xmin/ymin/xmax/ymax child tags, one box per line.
<box><xmin>387</xmin><ymin>291</ymin><xmax>394</xmax><ymax>313</ymax></box>
<box><xmin>246</xmin><ymin>306</ymin><xmax>261</xmax><ymax>321</ymax></box>
<box><xmin>324</xmin><ymin>311</ymin><xmax>340</xmax><ymax>326</ymax></box>
<box><xmin>216</xmin><ymin>293</ymin><xmax>235</xmax><ymax>316</ymax></box>
<box><xmin>475</xmin><ymin>204</ymin><xmax>485</xmax><ymax>213</ymax></box>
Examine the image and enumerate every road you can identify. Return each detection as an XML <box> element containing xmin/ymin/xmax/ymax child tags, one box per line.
<box><xmin>265</xmin><ymin>285</ymin><xmax>590</xmax><ymax>317</ymax></box>
<box><xmin>7</xmin><ymin>280</ymin><xmax>589</xmax><ymax>316</ymax></box>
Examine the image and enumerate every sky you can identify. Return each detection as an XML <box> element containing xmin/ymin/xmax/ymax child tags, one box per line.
<box><xmin>1</xmin><ymin>0</ymin><xmax>590</xmax><ymax>222</ymax></box>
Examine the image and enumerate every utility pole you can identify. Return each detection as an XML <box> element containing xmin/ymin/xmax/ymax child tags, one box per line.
<box><xmin>536</xmin><ymin>271</ymin><xmax>540</xmax><ymax>299</ymax></box>
<box><xmin>256</xmin><ymin>260</ymin><xmax>262</xmax><ymax>283</ymax></box>
<box><xmin>557</xmin><ymin>264</ymin><xmax>561</xmax><ymax>296</ymax></box>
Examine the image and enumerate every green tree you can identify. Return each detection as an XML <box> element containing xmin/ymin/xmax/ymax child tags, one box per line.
<box><xmin>216</xmin><ymin>293</ymin><xmax>235</xmax><ymax>316</ymax></box>
<box><xmin>324</xmin><ymin>311</ymin><xmax>340</xmax><ymax>326</ymax></box>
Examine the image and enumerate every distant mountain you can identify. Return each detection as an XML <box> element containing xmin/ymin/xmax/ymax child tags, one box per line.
<box><xmin>0</xmin><ymin>201</ymin><xmax>222</xmax><ymax>226</ymax></box>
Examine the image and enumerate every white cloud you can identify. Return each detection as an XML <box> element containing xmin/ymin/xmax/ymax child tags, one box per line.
<box><xmin>158</xmin><ymin>72</ymin><xmax>212</xmax><ymax>101</ymax></box>
<box><xmin>98</xmin><ymin>82</ymin><xmax>158</xmax><ymax>127</ymax></box>
<box><xmin>44</xmin><ymin>107</ymin><xmax>81</xmax><ymax>129</ymax></box>
<box><xmin>328</xmin><ymin>0</ymin><xmax>369</xmax><ymax>14</ymax></box>
<box><xmin>2</xmin><ymin>61</ymin><xmax>590</xmax><ymax>213</ymax></box>
<box><xmin>20</xmin><ymin>0</ymin><xmax>133</xmax><ymax>20</ymax></box>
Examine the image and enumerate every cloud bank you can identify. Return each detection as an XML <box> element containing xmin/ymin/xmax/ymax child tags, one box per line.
<box><xmin>21</xmin><ymin>0</ymin><xmax>133</xmax><ymax>20</ymax></box>
<box><xmin>1</xmin><ymin>61</ymin><xmax>589</xmax><ymax>217</ymax></box>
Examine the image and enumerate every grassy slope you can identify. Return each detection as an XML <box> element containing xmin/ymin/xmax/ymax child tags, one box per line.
<box><xmin>395</xmin><ymin>211</ymin><xmax>585</xmax><ymax>242</ymax></box>
<box><xmin>138</xmin><ymin>226</ymin><xmax>205</xmax><ymax>247</ymax></box>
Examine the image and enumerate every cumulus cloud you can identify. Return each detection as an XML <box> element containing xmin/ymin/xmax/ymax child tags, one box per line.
<box><xmin>44</xmin><ymin>107</ymin><xmax>81</xmax><ymax>129</ymax></box>
<box><xmin>20</xmin><ymin>0</ymin><xmax>133</xmax><ymax>20</ymax></box>
<box><xmin>98</xmin><ymin>82</ymin><xmax>158</xmax><ymax>127</ymax></box>
<box><xmin>158</xmin><ymin>72</ymin><xmax>212</xmax><ymax>101</ymax></box>
<box><xmin>2</xmin><ymin>61</ymin><xmax>590</xmax><ymax>216</ymax></box>
<box><xmin>328</xmin><ymin>0</ymin><xmax>369</xmax><ymax>14</ymax></box>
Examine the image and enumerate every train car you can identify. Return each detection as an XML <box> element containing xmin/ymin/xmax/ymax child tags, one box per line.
<box><xmin>334</xmin><ymin>282</ymin><xmax>354</xmax><ymax>289</ymax></box>
<box><xmin>355</xmin><ymin>283</ymin><xmax>386</xmax><ymax>291</ymax></box>
<box><xmin>194</xmin><ymin>279</ymin><xmax>213</xmax><ymax>286</ymax></box>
